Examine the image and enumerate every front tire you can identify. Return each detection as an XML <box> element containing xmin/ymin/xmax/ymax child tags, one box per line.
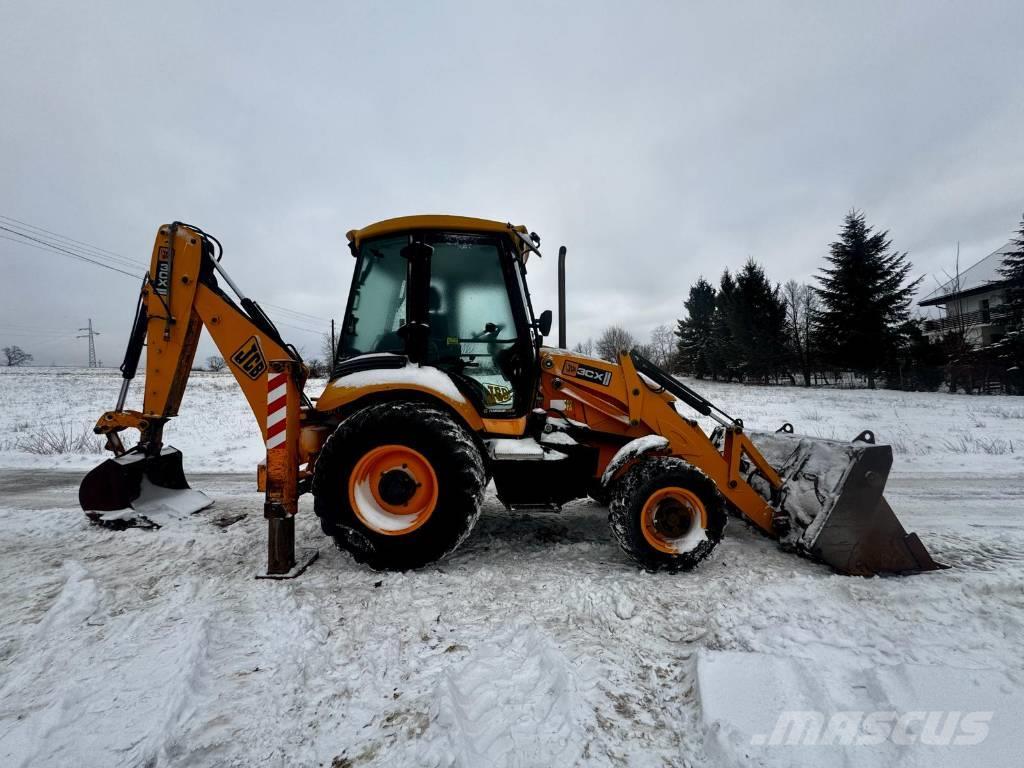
<box><xmin>313</xmin><ymin>401</ymin><xmax>486</xmax><ymax>571</ymax></box>
<box><xmin>609</xmin><ymin>457</ymin><xmax>726</xmax><ymax>572</ymax></box>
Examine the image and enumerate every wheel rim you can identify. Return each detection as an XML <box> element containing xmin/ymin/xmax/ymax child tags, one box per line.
<box><xmin>640</xmin><ymin>487</ymin><xmax>708</xmax><ymax>555</ymax></box>
<box><xmin>348</xmin><ymin>445</ymin><xmax>438</xmax><ymax>536</ymax></box>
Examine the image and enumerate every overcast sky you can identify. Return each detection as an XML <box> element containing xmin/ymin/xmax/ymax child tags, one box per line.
<box><xmin>2</xmin><ymin>1</ymin><xmax>1022</xmax><ymax>367</ymax></box>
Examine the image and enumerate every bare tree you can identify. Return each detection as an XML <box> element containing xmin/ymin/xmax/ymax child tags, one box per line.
<box><xmin>572</xmin><ymin>338</ymin><xmax>595</xmax><ymax>356</ymax></box>
<box><xmin>595</xmin><ymin>326</ymin><xmax>636</xmax><ymax>361</ymax></box>
<box><xmin>322</xmin><ymin>332</ymin><xmax>338</xmax><ymax>369</ymax></box>
<box><xmin>634</xmin><ymin>342</ymin><xmax>655</xmax><ymax>361</ymax></box>
<box><xmin>206</xmin><ymin>355</ymin><xmax>226</xmax><ymax>372</ymax></box>
<box><xmin>648</xmin><ymin>324</ymin><xmax>676</xmax><ymax>370</ymax></box>
<box><xmin>3</xmin><ymin>345</ymin><xmax>33</xmax><ymax>367</ymax></box>
<box><xmin>782</xmin><ymin>281</ymin><xmax>817</xmax><ymax>387</ymax></box>
<box><xmin>306</xmin><ymin>358</ymin><xmax>330</xmax><ymax>378</ymax></box>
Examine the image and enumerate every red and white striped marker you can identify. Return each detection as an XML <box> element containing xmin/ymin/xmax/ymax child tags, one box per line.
<box><xmin>266</xmin><ymin>371</ymin><xmax>289</xmax><ymax>449</ymax></box>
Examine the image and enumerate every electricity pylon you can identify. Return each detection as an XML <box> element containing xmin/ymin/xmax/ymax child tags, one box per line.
<box><xmin>77</xmin><ymin>319</ymin><xmax>100</xmax><ymax>368</ymax></box>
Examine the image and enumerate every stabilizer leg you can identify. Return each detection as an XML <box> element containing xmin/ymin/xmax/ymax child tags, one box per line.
<box><xmin>256</xmin><ymin>359</ymin><xmax>318</xmax><ymax>579</ymax></box>
<box><xmin>257</xmin><ymin>516</ymin><xmax>319</xmax><ymax>580</ymax></box>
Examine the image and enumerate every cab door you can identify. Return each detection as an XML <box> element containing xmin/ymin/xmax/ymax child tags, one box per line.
<box><xmin>425</xmin><ymin>233</ymin><xmax>534</xmax><ymax>417</ymax></box>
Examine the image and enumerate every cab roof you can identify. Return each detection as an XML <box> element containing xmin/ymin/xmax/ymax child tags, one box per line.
<box><xmin>346</xmin><ymin>215</ymin><xmax>529</xmax><ymax>250</ymax></box>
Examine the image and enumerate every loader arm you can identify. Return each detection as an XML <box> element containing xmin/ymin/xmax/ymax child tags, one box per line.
<box><xmin>539</xmin><ymin>348</ymin><xmax>783</xmax><ymax>534</ymax></box>
<box><xmin>81</xmin><ymin>223</ymin><xmax>316</xmax><ymax>577</ymax></box>
<box><xmin>539</xmin><ymin>348</ymin><xmax>941</xmax><ymax>575</ymax></box>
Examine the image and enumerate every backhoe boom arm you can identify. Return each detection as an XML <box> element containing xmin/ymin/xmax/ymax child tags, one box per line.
<box><xmin>94</xmin><ymin>223</ymin><xmax>306</xmax><ymax>450</ymax></box>
<box><xmin>82</xmin><ymin>223</ymin><xmax>315</xmax><ymax>577</ymax></box>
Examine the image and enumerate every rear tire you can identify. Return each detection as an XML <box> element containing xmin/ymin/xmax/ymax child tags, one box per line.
<box><xmin>313</xmin><ymin>401</ymin><xmax>486</xmax><ymax>571</ymax></box>
<box><xmin>609</xmin><ymin>457</ymin><xmax>726</xmax><ymax>572</ymax></box>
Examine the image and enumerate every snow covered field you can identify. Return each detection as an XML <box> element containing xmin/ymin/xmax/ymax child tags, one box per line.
<box><xmin>1</xmin><ymin>367</ymin><xmax>1023</xmax><ymax>767</ymax></box>
<box><xmin>2</xmin><ymin>367</ymin><xmax>1021</xmax><ymax>476</ymax></box>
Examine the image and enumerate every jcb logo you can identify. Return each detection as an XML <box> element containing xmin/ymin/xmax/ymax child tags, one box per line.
<box><xmin>483</xmin><ymin>383</ymin><xmax>513</xmax><ymax>405</ymax></box>
<box><xmin>232</xmin><ymin>336</ymin><xmax>267</xmax><ymax>380</ymax></box>
<box><xmin>154</xmin><ymin>247</ymin><xmax>171</xmax><ymax>296</ymax></box>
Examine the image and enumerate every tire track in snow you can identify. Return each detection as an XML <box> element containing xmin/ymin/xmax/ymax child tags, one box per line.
<box><xmin>431</xmin><ymin>625</ymin><xmax>584</xmax><ymax>768</ymax></box>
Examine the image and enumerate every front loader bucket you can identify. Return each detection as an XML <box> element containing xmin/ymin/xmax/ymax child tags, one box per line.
<box><xmin>79</xmin><ymin>445</ymin><xmax>212</xmax><ymax>527</ymax></box>
<box><xmin>743</xmin><ymin>430</ymin><xmax>944</xmax><ymax>576</ymax></box>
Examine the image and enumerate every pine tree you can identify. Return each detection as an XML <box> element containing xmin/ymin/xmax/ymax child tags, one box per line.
<box><xmin>708</xmin><ymin>270</ymin><xmax>740</xmax><ymax>380</ymax></box>
<box><xmin>996</xmin><ymin>212</ymin><xmax>1024</xmax><ymax>392</ymax></box>
<box><xmin>728</xmin><ymin>259</ymin><xmax>789</xmax><ymax>383</ymax></box>
<box><xmin>675</xmin><ymin>278</ymin><xmax>716</xmax><ymax>377</ymax></box>
<box><xmin>999</xmin><ymin>212</ymin><xmax>1024</xmax><ymax>327</ymax></box>
<box><xmin>815</xmin><ymin>211</ymin><xmax>921</xmax><ymax>388</ymax></box>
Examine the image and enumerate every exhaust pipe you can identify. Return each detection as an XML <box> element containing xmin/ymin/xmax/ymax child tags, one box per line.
<box><xmin>557</xmin><ymin>245</ymin><xmax>567</xmax><ymax>349</ymax></box>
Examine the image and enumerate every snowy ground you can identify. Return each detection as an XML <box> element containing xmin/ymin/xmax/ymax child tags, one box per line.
<box><xmin>1</xmin><ymin>368</ymin><xmax>1023</xmax><ymax>767</ymax></box>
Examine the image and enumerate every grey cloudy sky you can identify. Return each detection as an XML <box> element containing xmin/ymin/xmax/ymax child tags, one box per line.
<box><xmin>2</xmin><ymin>1</ymin><xmax>1022</xmax><ymax>366</ymax></box>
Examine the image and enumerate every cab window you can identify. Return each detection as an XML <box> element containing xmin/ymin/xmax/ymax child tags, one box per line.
<box><xmin>340</xmin><ymin>233</ymin><xmax>527</xmax><ymax>415</ymax></box>
<box><xmin>339</xmin><ymin>236</ymin><xmax>408</xmax><ymax>358</ymax></box>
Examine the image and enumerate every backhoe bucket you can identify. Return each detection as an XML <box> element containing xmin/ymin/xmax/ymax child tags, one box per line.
<box><xmin>743</xmin><ymin>430</ymin><xmax>944</xmax><ymax>576</ymax></box>
<box><xmin>79</xmin><ymin>445</ymin><xmax>212</xmax><ymax>527</ymax></box>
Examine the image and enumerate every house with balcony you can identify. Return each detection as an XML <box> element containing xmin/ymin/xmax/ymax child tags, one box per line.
<box><xmin>919</xmin><ymin>241</ymin><xmax>1015</xmax><ymax>347</ymax></box>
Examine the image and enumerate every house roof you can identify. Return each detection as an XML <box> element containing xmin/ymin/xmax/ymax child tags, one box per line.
<box><xmin>918</xmin><ymin>241</ymin><xmax>1016</xmax><ymax>306</ymax></box>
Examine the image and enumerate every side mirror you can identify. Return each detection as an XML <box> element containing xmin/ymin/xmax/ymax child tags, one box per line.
<box><xmin>537</xmin><ymin>309</ymin><xmax>553</xmax><ymax>337</ymax></box>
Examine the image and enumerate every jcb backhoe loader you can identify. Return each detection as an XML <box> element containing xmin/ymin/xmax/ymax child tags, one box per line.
<box><xmin>80</xmin><ymin>217</ymin><xmax>942</xmax><ymax>578</ymax></box>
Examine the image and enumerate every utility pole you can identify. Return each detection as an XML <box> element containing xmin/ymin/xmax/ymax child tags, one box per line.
<box><xmin>330</xmin><ymin>318</ymin><xmax>336</xmax><ymax>369</ymax></box>
<box><xmin>77</xmin><ymin>318</ymin><xmax>100</xmax><ymax>368</ymax></box>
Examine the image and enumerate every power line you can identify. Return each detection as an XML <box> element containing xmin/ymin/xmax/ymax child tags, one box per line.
<box><xmin>0</xmin><ymin>322</ymin><xmax>78</xmax><ymax>333</ymax></box>
<box><xmin>0</xmin><ymin>214</ymin><xmax>147</xmax><ymax>271</ymax></box>
<box><xmin>0</xmin><ymin>229</ymin><xmax>144</xmax><ymax>280</ymax></box>
<box><xmin>0</xmin><ymin>329</ymin><xmax>76</xmax><ymax>337</ymax></box>
<box><xmin>273</xmin><ymin>318</ymin><xmax>329</xmax><ymax>335</ymax></box>
<box><xmin>264</xmin><ymin>302</ymin><xmax>332</xmax><ymax>324</ymax></box>
<box><xmin>1</xmin><ymin>215</ymin><xmax>334</xmax><ymax>329</ymax></box>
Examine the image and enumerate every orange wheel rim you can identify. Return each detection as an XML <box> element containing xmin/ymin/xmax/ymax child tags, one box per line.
<box><xmin>640</xmin><ymin>487</ymin><xmax>708</xmax><ymax>555</ymax></box>
<box><xmin>348</xmin><ymin>444</ymin><xmax>438</xmax><ymax>536</ymax></box>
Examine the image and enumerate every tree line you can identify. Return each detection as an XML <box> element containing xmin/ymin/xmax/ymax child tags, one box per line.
<box><xmin>8</xmin><ymin>211</ymin><xmax>1022</xmax><ymax>392</ymax></box>
<box><xmin>578</xmin><ymin>209</ymin><xmax>1024</xmax><ymax>393</ymax></box>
